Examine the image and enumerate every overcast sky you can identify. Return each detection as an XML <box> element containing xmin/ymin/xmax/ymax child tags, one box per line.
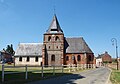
<box><xmin>0</xmin><ymin>0</ymin><xmax>120</xmax><ymax>57</ymax></box>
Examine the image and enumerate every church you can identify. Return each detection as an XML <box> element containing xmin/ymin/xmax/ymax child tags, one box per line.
<box><xmin>14</xmin><ymin>15</ymin><xmax>95</xmax><ymax>66</ymax></box>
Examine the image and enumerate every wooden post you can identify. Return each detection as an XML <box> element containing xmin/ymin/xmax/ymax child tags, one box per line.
<box><xmin>71</xmin><ymin>64</ymin><xmax>75</xmax><ymax>71</ymax></box>
<box><xmin>53</xmin><ymin>65</ymin><xmax>55</xmax><ymax>75</ymax></box>
<box><xmin>25</xmin><ymin>65</ymin><xmax>28</xmax><ymax>80</ymax></box>
<box><xmin>77</xmin><ymin>64</ymin><xmax>79</xmax><ymax>70</ymax></box>
<box><xmin>69</xmin><ymin>64</ymin><xmax>71</xmax><ymax>72</ymax></box>
<box><xmin>2</xmin><ymin>64</ymin><xmax>4</xmax><ymax>82</ymax></box>
<box><xmin>41</xmin><ymin>64</ymin><xmax>44</xmax><ymax>78</ymax></box>
<box><xmin>62</xmin><ymin>64</ymin><xmax>63</xmax><ymax>74</ymax></box>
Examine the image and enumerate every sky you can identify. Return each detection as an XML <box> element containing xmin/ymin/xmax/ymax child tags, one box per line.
<box><xmin>0</xmin><ymin>0</ymin><xmax>120</xmax><ymax>58</ymax></box>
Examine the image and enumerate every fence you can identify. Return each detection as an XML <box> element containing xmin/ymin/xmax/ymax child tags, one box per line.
<box><xmin>1</xmin><ymin>64</ymin><xmax>96</xmax><ymax>82</ymax></box>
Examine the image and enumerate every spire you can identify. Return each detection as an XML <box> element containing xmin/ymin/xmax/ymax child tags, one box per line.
<box><xmin>46</xmin><ymin>14</ymin><xmax>63</xmax><ymax>33</ymax></box>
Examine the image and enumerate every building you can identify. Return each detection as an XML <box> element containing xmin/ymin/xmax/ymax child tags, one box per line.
<box><xmin>96</xmin><ymin>51</ymin><xmax>112</xmax><ymax>65</ymax></box>
<box><xmin>42</xmin><ymin>14</ymin><xmax>94</xmax><ymax>66</ymax></box>
<box><xmin>96</xmin><ymin>57</ymin><xmax>103</xmax><ymax>67</ymax></box>
<box><xmin>15</xmin><ymin>15</ymin><xmax>95</xmax><ymax>66</ymax></box>
<box><xmin>14</xmin><ymin>43</ymin><xmax>43</xmax><ymax>66</ymax></box>
<box><xmin>0</xmin><ymin>49</ymin><xmax>13</xmax><ymax>63</ymax></box>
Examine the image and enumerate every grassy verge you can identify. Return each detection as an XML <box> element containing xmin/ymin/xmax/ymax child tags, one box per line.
<box><xmin>110</xmin><ymin>68</ymin><xmax>120</xmax><ymax>84</ymax></box>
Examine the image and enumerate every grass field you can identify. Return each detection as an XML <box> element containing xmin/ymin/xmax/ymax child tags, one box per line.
<box><xmin>0</xmin><ymin>64</ymin><xmax>83</xmax><ymax>84</ymax></box>
<box><xmin>110</xmin><ymin>68</ymin><xmax>120</xmax><ymax>84</ymax></box>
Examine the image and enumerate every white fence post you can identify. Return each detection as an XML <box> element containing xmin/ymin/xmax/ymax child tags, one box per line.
<box><xmin>69</xmin><ymin>64</ymin><xmax>71</xmax><ymax>72</ymax></box>
<box><xmin>41</xmin><ymin>64</ymin><xmax>44</xmax><ymax>78</ymax></box>
<box><xmin>2</xmin><ymin>64</ymin><xmax>4</xmax><ymax>82</ymax></box>
<box><xmin>53</xmin><ymin>65</ymin><xmax>55</xmax><ymax>75</ymax></box>
<box><xmin>77</xmin><ymin>64</ymin><xmax>79</xmax><ymax>70</ymax></box>
<box><xmin>62</xmin><ymin>64</ymin><xmax>63</xmax><ymax>74</ymax></box>
<box><xmin>25</xmin><ymin>65</ymin><xmax>28</xmax><ymax>80</ymax></box>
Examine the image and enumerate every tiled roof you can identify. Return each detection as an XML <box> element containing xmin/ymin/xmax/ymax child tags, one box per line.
<box><xmin>46</xmin><ymin>14</ymin><xmax>63</xmax><ymax>34</ymax></box>
<box><xmin>15</xmin><ymin>43</ymin><xmax>43</xmax><ymax>56</ymax></box>
<box><xmin>97</xmin><ymin>52</ymin><xmax>111</xmax><ymax>58</ymax></box>
<box><xmin>65</xmin><ymin>37</ymin><xmax>93</xmax><ymax>53</ymax></box>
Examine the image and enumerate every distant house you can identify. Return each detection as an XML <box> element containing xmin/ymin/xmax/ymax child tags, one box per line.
<box><xmin>0</xmin><ymin>50</ymin><xmax>13</xmax><ymax>63</ymax></box>
<box><xmin>14</xmin><ymin>43</ymin><xmax>43</xmax><ymax>66</ymax></box>
<box><xmin>96</xmin><ymin>52</ymin><xmax>112</xmax><ymax>65</ymax></box>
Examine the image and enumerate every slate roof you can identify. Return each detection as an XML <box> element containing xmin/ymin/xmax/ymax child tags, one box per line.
<box><xmin>65</xmin><ymin>37</ymin><xmax>93</xmax><ymax>53</ymax></box>
<box><xmin>15</xmin><ymin>43</ymin><xmax>43</xmax><ymax>56</ymax></box>
<box><xmin>46</xmin><ymin>14</ymin><xmax>63</xmax><ymax>34</ymax></box>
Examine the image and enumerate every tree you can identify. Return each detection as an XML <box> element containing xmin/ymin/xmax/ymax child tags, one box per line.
<box><xmin>6</xmin><ymin>44</ymin><xmax>15</xmax><ymax>56</ymax></box>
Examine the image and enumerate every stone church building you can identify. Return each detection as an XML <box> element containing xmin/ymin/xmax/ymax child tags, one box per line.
<box><xmin>14</xmin><ymin>15</ymin><xmax>95</xmax><ymax>66</ymax></box>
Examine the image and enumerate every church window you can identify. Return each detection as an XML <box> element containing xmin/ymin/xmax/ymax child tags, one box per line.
<box><xmin>51</xmin><ymin>55</ymin><xmax>55</xmax><ymax>61</ymax></box>
<box><xmin>35</xmin><ymin>56</ymin><xmax>38</xmax><ymax>62</ymax></box>
<box><xmin>66</xmin><ymin>56</ymin><xmax>69</xmax><ymax>61</ymax></box>
<box><xmin>26</xmin><ymin>56</ymin><xmax>30</xmax><ymax>62</ymax></box>
<box><xmin>19</xmin><ymin>56</ymin><xmax>22</xmax><ymax>62</ymax></box>
<box><xmin>88</xmin><ymin>55</ymin><xmax>92</xmax><ymax>61</ymax></box>
<box><xmin>49</xmin><ymin>46</ymin><xmax>50</xmax><ymax>49</ymax></box>
<box><xmin>77</xmin><ymin>55</ymin><xmax>81</xmax><ymax>61</ymax></box>
<box><xmin>56</xmin><ymin>46</ymin><xmax>58</xmax><ymax>49</ymax></box>
<box><xmin>48</xmin><ymin>36</ymin><xmax>51</xmax><ymax>41</ymax></box>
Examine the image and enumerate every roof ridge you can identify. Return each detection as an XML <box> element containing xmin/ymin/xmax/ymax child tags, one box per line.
<box><xmin>66</xmin><ymin>37</ymin><xmax>83</xmax><ymax>39</ymax></box>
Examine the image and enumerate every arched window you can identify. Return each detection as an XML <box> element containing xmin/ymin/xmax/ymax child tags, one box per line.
<box><xmin>51</xmin><ymin>55</ymin><xmax>55</xmax><ymax>61</ymax></box>
<box><xmin>88</xmin><ymin>55</ymin><xmax>92</xmax><ymax>61</ymax></box>
<box><xmin>77</xmin><ymin>55</ymin><xmax>81</xmax><ymax>61</ymax></box>
<box><xmin>48</xmin><ymin>36</ymin><xmax>51</xmax><ymax>41</ymax></box>
<box><xmin>66</xmin><ymin>56</ymin><xmax>69</xmax><ymax>61</ymax></box>
<box><xmin>19</xmin><ymin>56</ymin><xmax>22</xmax><ymax>62</ymax></box>
<box><xmin>49</xmin><ymin>46</ymin><xmax>50</xmax><ymax>49</ymax></box>
<box><xmin>55</xmin><ymin>36</ymin><xmax>60</xmax><ymax>41</ymax></box>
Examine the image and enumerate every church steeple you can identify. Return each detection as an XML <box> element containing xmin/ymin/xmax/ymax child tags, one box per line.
<box><xmin>46</xmin><ymin>14</ymin><xmax>63</xmax><ymax>33</ymax></box>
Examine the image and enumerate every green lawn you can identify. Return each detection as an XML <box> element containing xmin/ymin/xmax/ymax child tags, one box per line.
<box><xmin>110</xmin><ymin>68</ymin><xmax>120</xmax><ymax>84</ymax></box>
<box><xmin>0</xmin><ymin>64</ymin><xmax>82</xmax><ymax>84</ymax></box>
<box><xmin>0</xmin><ymin>71</ymin><xmax>68</xmax><ymax>84</ymax></box>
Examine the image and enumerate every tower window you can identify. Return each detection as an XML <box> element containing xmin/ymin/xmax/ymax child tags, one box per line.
<box><xmin>51</xmin><ymin>55</ymin><xmax>55</xmax><ymax>61</ymax></box>
<box><xmin>26</xmin><ymin>56</ymin><xmax>30</xmax><ymax>62</ymax></box>
<box><xmin>19</xmin><ymin>56</ymin><xmax>22</xmax><ymax>62</ymax></box>
<box><xmin>48</xmin><ymin>36</ymin><xmax>51</xmax><ymax>41</ymax></box>
<box><xmin>55</xmin><ymin>36</ymin><xmax>60</xmax><ymax>41</ymax></box>
<box><xmin>77</xmin><ymin>55</ymin><xmax>81</xmax><ymax>61</ymax></box>
<box><xmin>49</xmin><ymin>46</ymin><xmax>50</xmax><ymax>49</ymax></box>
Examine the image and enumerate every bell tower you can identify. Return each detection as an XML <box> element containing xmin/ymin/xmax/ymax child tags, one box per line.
<box><xmin>42</xmin><ymin>14</ymin><xmax>64</xmax><ymax>66</ymax></box>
